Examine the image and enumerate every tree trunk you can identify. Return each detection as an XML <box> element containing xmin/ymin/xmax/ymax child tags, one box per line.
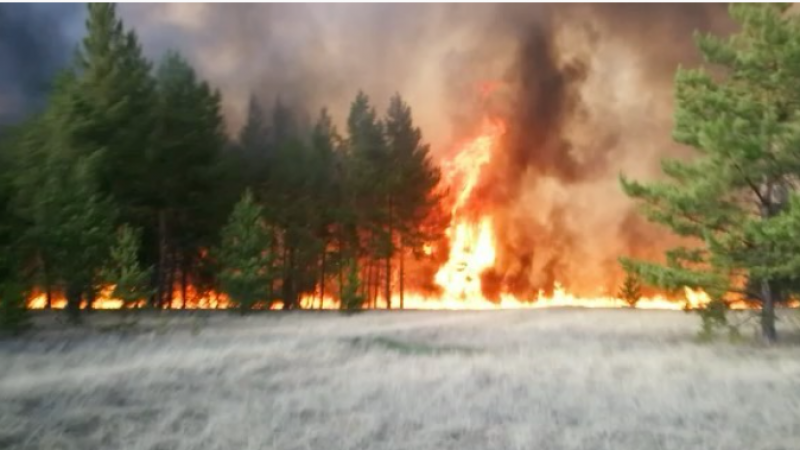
<box><xmin>65</xmin><ymin>283</ymin><xmax>82</xmax><ymax>324</ymax></box>
<box><xmin>288</xmin><ymin>247</ymin><xmax>297</xmax><ymax>309</ymax></box>
<box><xmin>385</xmin><ymin>253</ymin><xmax>391</xmax><ymax>310</ymax></box>
<box><xmin>370</xmin><ymin>260</ymin><xmax>378</xmax><ymax>309</ymax></box>
<box><xmin>282</xmin><ymin>245</ymin><xmax>297</xmax><ymax>310</ymax></box>
<box><xmin>42</xmin><ymin>257</ymin><xmax>52</xmax><ymax>310</ymax></box>
<box><xmin>266</xmin><ymin>276</ymin><xmax>274</xmax><ymax>309</ymax></box>
<box><xmin>319</xmin><ymin>246</ymin><xmax>326</xmax><ymax>310</ymax></box>
<box><xmin>165</xmin><ymin>251</ymin><xmax>176</xmax><ymax>309</ymax></box>
<box><xmin>85</xmin><ymin>286</ymin><xmax>96</xmax><ymax>313</ymax></box>
<box><xmin>281</xmin><ymin>241</ymin><xmax>289</xmax><ymax>308</ymax></box>
<box><xmin>45</xmin><ymin>285</ymin><xmax>52</xmax><ymax>310</ymax></box>
<box><xmin>399</xmin><ymin>246</ymin><xmax>405</xmax><ymax>310</ymax></box>
<box><xmin>157</xmin><ymin>210</ymin><xmax>169</xmax><ymax>309</ymax></box>
<box><xmin>181</xmin><ymin>258</ymin><xmax>189</xmax><ymax>310</ymax></box>
<box><xmin>149</xmin><ymin>268</ymin><xmax>159</xmax><ymax>309</ymax></box>
<box><xmin>362</xmin><ymin>260</ymin><xmax>370</xmax><ymax>307</ymax></box>
<box><xmin>338</xmin><ymin>246</ymin><xmax>345</xmax><ymax>309</ymax></box>
<box><xmin>761</xmin><ymin>279</ymin><xmax>778</xmax><ymax>344</ymax></box>
<box><xmin>385</xmin><ymin>198</ymin><xmax>393</xmax><ymax>310</ymax></box>
<box><xmin>362</xmin><ymin>260</ymin><xmax>369</xmax><ymax>307</ymax></box>
<box><xmin>758</xmin><ymin>181</ymin><xmax>778</xmax><ymax>344</ymax></box>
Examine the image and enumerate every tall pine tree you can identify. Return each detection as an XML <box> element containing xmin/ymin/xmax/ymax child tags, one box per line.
<box><xmin>237</xmin><ymin>94</ymin><xmax>272</xmax><ymax>190</ymax></box>
<box><xmin>385</xmin><ymin>94</ymin><xmax>446</xmax><ymax>308</ymax></box>
<box><xmin>620</xmin><ymin>4</ymin><xmax>800</xmax><ymax>343</ymax></box>
<box><xmin>102</xmin><ymin>225</ymin><xmax>152</xmax><ymax>310</ymax></box>
<box><xmin>72</xmin><ymin>3</ymin><xmax>156</xmax><ymax>225</ymax></box>
<box><xmin>150</xmin><ymin>51</ymin><xmax>228</xmax><ymax>309</ymax></box>
<box><xmin>11</xmin><ymin>67</ymin><xmax>117</xmax><ymax>322</ymax></box>
<box><xmin>346</xmin><ymin>91</ymin><xmax>391</xmax><ymax>308</ymax></box>
<box><xmin>310</xmin><ymin>108</ymin><xmax>342</xmax><ymax>308</ymax></box>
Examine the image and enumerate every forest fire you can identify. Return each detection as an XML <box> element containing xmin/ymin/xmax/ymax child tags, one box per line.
<box><xmin>24</xmin><ymin>108</ymin><xmax>716</xmax><ymax>312</ymax></box>
<box><xmin>433</xmin><ymin>117</ymin><xmax>504</xmax><ymax>303</ymax></box>
<box><xmin>417</xmin><ymin>110</ymin><xmax>714</xmax><ymax>311</ymax></box>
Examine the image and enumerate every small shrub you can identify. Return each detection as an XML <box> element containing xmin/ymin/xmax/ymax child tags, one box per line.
<box><xmin>340</xmin><ymin>259</ymin><xmax>364</xmax><ymax>314</ymax></box>
<box><xmin>696</xmin><ymin>298</ymin><xmax>728</xmax><ymax>341</ymax></box>
<box><xmin>618</xmin><ymin>271</ymin><xmax>642</xmax><ymax>308</ymax></box>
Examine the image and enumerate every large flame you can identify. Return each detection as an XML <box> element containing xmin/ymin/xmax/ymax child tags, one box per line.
<box><xmin>434</xmin><ymin>117</ymin><xmax>503</xmax><ymax>302</ymax></box>
<box><xmin>425</xmin><ymin>112</ymin><xmax>710</xmax><ymax>310</ymax></box>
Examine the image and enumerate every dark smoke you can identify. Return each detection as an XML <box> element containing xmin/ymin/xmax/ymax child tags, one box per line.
<box><xmin>479</xmin><ymin>4</ymin><xmax>733</xmax><ymax>296</ymax></box>
<box><xmin>0</xmin><ymin>3</ymin><xmax>83</xmax><ymax>127</ymax></box>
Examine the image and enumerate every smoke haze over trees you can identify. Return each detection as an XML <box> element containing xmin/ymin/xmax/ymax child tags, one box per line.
<box><xmin>0</xmin><ymin>3</ymin><xmax>446</xmax><ymax>323</ymax></box>
<box><xmin>0</xmin><ymin>4</ymin><xmax>736</xmax><ymax>299</ymax></box>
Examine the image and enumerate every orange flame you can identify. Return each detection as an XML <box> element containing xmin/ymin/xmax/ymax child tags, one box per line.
<box><xmin>426</xmin><ymin>111</ymin><xmax>716</xmax><ymax>310</ymax></box>
<box><xmin>433</xmin><ymin>115</ymin><xmax>506</xmax><ymax>303</ymax></box>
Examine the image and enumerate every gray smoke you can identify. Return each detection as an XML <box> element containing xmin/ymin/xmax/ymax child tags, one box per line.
<box><xmin>0</xmin><ymin>3</ymin><xmax>84</xmax><ymax>126</ymax></box>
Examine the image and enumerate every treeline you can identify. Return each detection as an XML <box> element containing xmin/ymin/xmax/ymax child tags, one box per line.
<box><xmin>0</xmin><ymin>4</ymin><xmax>446</xmax><ymax>329</ymax></box>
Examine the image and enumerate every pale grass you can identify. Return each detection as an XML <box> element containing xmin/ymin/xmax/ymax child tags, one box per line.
<box><xmin>1</xmin><ymin>309</ymin><xmax>800</xmax><ymax>450</ymax></box>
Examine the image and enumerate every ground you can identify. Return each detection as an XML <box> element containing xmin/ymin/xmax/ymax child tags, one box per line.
<box><xmin>1</xmin><ymin>309</ymin><xmax>800</xmax><ymax>450</ymax></box>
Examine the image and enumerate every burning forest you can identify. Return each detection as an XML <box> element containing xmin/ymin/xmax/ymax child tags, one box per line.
<box><xmin>2</xmin><ymin>3</ymin><xmax>800</xmax><ymax>333</ymax></box>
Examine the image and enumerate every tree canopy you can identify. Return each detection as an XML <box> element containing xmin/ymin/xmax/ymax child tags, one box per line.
<box><xmin>0</xmin><ymin>3</ymin><xmax>447</xmax><ymax>327</ymax></box>
<box><xmin>621</xmin><ymin>4</ymin><xmax>800</xmax><ymax>342</ymax></box>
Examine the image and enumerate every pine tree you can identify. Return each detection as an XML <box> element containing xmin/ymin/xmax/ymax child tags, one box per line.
<box><xmin>0</xmin><ymin>282</ymin><xmax>30</xmax><ymax>335</ymax></box>
<box><xmin>0</xmin><ymin>131</ymin><xmax>18</xmax><ymax>290</ymax></box>
<box><xmin>8</xmin><ymin>66</ymin><xmax>118</xmax><ymax>322</ymax></box>
<box><xmin>310</xmin><ymin>108</ymin><xmax>342</xmax><ymax>308</ymax></box>
<box><xmin>102</xmin><ymin>225</ymin><xmax>152</xmax><ymax>310</ymax></box>
<box><xmin>0</xmin><ymin>132</ymin><xmax>25</xmax><ymax>322</ymax></box>
<box><xmin>4</xmin><ymin>114</ymin><xmax>54</xmax><ymax>308</ymax></box>
<box><xmin>46</xmin><ymin>156</ymin><xmax>116</xmax><ymax>322</ymax></box>
<box><xmin>270</xmin><ymin>135</ymin><xmax>321</xmax><ymax>309</ymax></box>
<box><xmin>617</xmin><ymin>271</ymin><xmax>642</xmax><ymax>308</ymax></box>
<box><xmin>8</xmin><ymin>3</ymin><xmax>159</xmax><ymax>318</ymax></box>
<box><xmin>150</xmin><ymin>51</ymin><xmax>228</xmax><ymax>309</ymax></box>
<box><xmin>385</xmin><ymin>94</ymin><xmax>447</xmax><ymax>308</ymax></box>
<box><xmin>8</xmin><ymin>72</ymin><xmax>98</xmax><ymax>315</ymax></box>
<box><xmin>237</xmin><ymin>94</ymin><xmax>272</xmax><ymax>189</ymax></box>
<box><xmin>620</xmin><ymin>4</ymin><xmax>800</xmax><ymax>343</ymax></box>
<box><xmin>340</xmin><ymin>257</ymin><xmax>364</xmax><ymax>313</ymax></box>
<box><xmin>23</xmin><ymin>149</ymin><xmax>117</xmax><ymax>323</ymax></box>
<box><xmin>346</xmin><ymin>91</ymin><xmax>391</xmax><ymax>308</ymax></box>
<box><xmin>217</xmin><ymin>190</ymin><xmax>274</xmax><ymax>314</ymax></box>
<box><xmin>71</xmin><ymin>3</ymin><xmax>157</xmax><ymax>222</ymax></box>
<box><xmin>240</xmin><ymin>95</ymin><xmax>272</xmax><ymax>159</ymax></box>
<box><xmin>273</xmin><ymin>98</ymin><xmax>299</xmax><ymax>150</ymax></box>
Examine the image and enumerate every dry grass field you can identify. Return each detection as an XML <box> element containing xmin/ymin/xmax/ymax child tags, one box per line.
<box><xmin>1</xmin><ymin>309</ymin><xmax>800</xmax><ymax>450</ymax></box>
